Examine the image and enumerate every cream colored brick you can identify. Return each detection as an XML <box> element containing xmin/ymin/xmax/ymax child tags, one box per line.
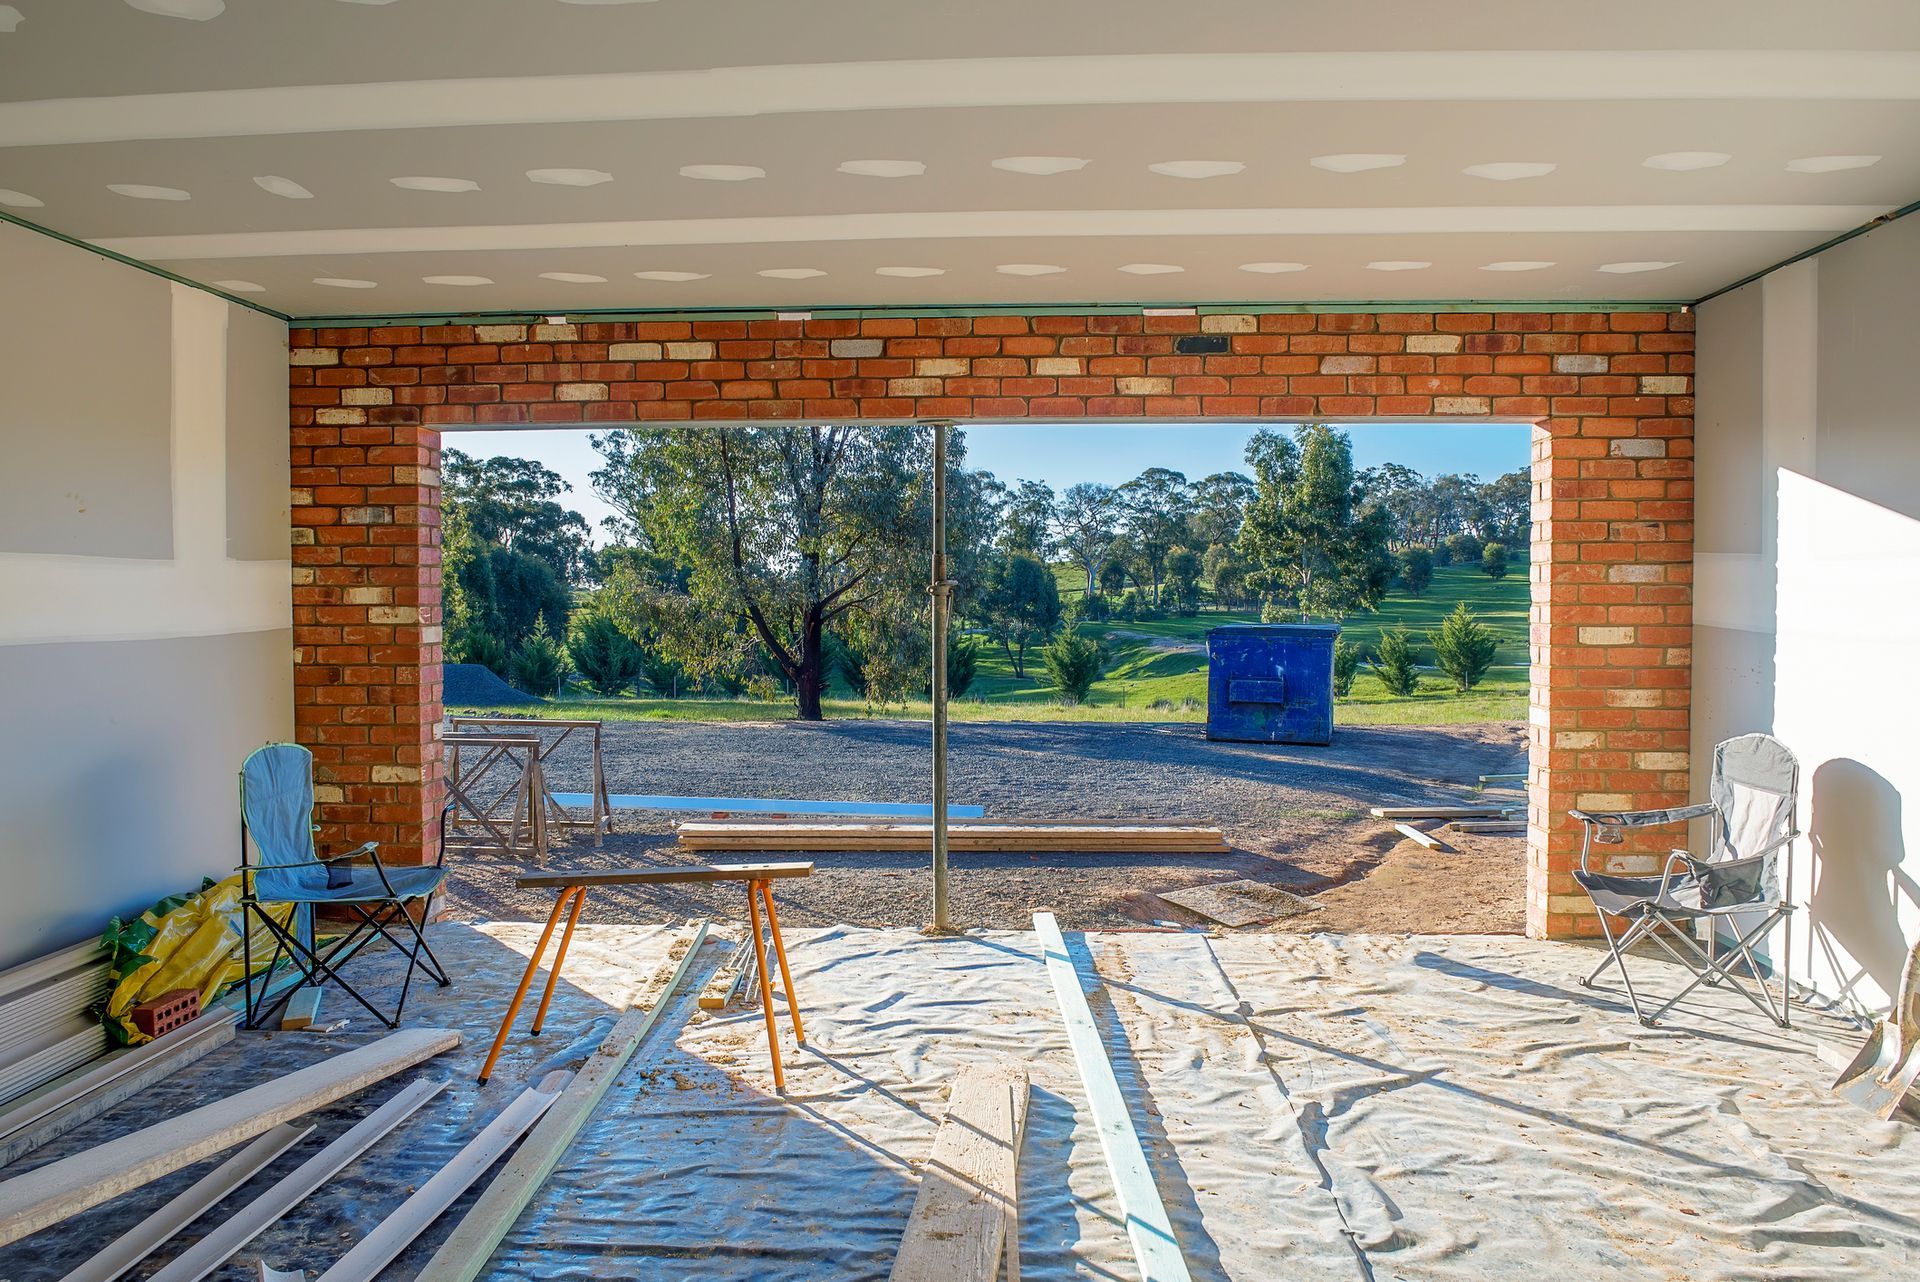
<box><xmin>313</xmin><ymin>784</ymin><xmax>345</xmax><ymax>804</ymax></box>
<box><xmin>290</xmin><ymin>528</ymin><xmax>315</xmax><ymax>545</ymax></box>
<box><xmin>392</xmin><ymin>466</ymin><xmax>440</xmax><ymax>487</ymax></box>
<box><xmin>1554</xmin><ymin>354</ymin><xmax>1609</xmax><ymax>374</ymax></box>
<box><xmin>1577</xmin><ymin>626</ymin><xmax>1635</xmax><ymax>645</ymax></box>
<box><xmin>1547</xmin><ymin>893</ymin><xmax>1594</xmax><ymax>916</ymax></box>
<box><xmin>609</xmin><ymin>342</ymin><xmax>663</xmax><ymax>361</ymax></box>
<box><xmin>887</xmin><ymin>377</ymin><xmax>944</xmax><ymax>396</ymax></box>
<box><xmin>343</xmin><ymin>586</ymin><xmax>391</xmax><ymax>605</ymax></box>
<box><xmin>1609</xmin><ymin>438</ymin><xmax>1665</xmax><ymax>458</ymax></box>
<box><xmin>340</xmin><ymin>387</ymin><xmax>393</xmax><ymax>406</ymax></box>
<box><xmin>665</xmin><ymin>341</ymin><xmax>715</xmax><ymax>360</ymax></box>
<box><xmin>372</xmin><ymin>765</ymin><xmax>422</xmax><ymax>784</ymax></box>
<box><xmin>315</xmin><ymin>407</ymin><xmax>366</xmax><ymax>425</ymax></box>
<box><xmin>289</xmin><ymin>488</ymin><xmax>314</xmax><ymax>506</ymax></box>
<box><xmin>532</xmin><ymin>323</ymin><xmax>579</xmax><ymax>341</ymax></box>
<box><xmin>1407</xmin><ymin>334</ymin><xmax>1461</xmax><ymax>354</ymax></box>
<box><xmin>1575</xmin><ymin>792</ymin><xmax>1634</xmax><ymax>811</ymax></box>
<box><xmin>830</xmin><ymin>338</ymin><xmax>885</xmax><ymax>358</ymax></box>
<box><xmin>1665</xmin><ymin>647</ymin><xmax>1691</xmax><ymax>666</ymax></box>
<box><xmin>1607</xmin><ymin>564</ymin><xmax>1664</xmax><ymax>583</ymax></box>
<box><xmin>1117</xmin><ymin>376</ymin><xmax>1171</xmax><ymax>396</ymax></box>
<box><xmin>915</xmin><ymin>358</ymin><xmax>968</xmax><ymax>377</ymax></box>
<box><xmin>1639</xmin><ymin>375</ymin><xmax>1689</xmax><ymax>395</ymax></box>
<box><xmin>290</xmin><ymin>348</ymin><xmax>340</xmax><ymax>366</ymax></box>
<box><xmin>1636</xmin><ymin>752</ymin><xmax>1689</xmax><ymax>771</ymax></box>
<box><xmin>422</xmin><ymin>625</ymin><xmax>443</xmax><ymax>645</ymax></box>
<box><xmin>367</xmin><ymin>605</ymin><xmax>420</xmax><ymax>625</ymax></box>
<box><xmin>291</xmin><ymin>567</ymin><xmax>315</xmax><ymax>586</ymax></box>
<box><xmin>475</xmin><ymin>324</ymin><xmax>527</xmax><ymax>342</ymax></box>
<box><xmin>1554</xmin><ymin>731</ymin><xmax>1602</xmax><ymax>749</ymax></box>
<box><xmin>1435</xmin><ymin>396</ymin><xmax>1492</xmax><ymax>415</ymax></box>
<box><xmin>1604</xmin><ymin>688</ymin><xmax>1661</xmax><ymax>708</ymax></box>
<box><xmin>1032</xmin><ymin>357</ymin><xmax>1081</xmax><ymax>376</ymax></box>
<box><xmin>557</xmin><ymin>382</ymin><xmax>609</xmax><ymax>401</ymax></box>
<box><xmin>1201</xmin><ymin>314</ymin><xmax>1257</xmax><ymax>333</ymax></box>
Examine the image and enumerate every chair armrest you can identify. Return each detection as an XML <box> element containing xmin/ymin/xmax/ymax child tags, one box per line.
<box><xmin>1569</xmin><ymin>802</ymin><xmax>1714</xmax><ymax>829</ymax></box>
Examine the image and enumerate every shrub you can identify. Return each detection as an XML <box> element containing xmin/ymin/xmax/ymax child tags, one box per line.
<box><xmin>1481</xmin><ymin>540</ymin><xmax>1511</xmax><ymax>580</ymax></box>
<box><xmin>567</xmin><ymin>612</ymin><xmax>643</xmax><ymax>696</ymax></box>
<box><xmin>508</xmin><ymin>618</ymin><xmax>571</xmax><ymax>697</ymax></box>
<box><xmin>1429</xmin><ymin>601</ymin><xmax>1498</xmax><ymax>692</ymax></box>
<box><xmin>946</xmin><ymin>631</ymin><xmax>979</xmax><ymax>700</ymax></box>
<box><xmin>1398</xmin><ymin>546</ymin><xmax>1434</xmax><ymax>596</ymax></box>
<box><xmin>1164</xmin><ymin>572</ymin><xmax>1202</xmax><ymax>616</ymax></box>
<box><xmin>1041</xmin><ymin>632</ymin><xmax>1103</xmax><ymax>705</ymax></box>
<box><xmin>1443</xmin><ymin>532</ymin><xmax>1479</xmax><ymax>566</ymax></box>
<box><xmin>1331</xmin><ymin>637</ymin><xmax>1361</xmax><ymax>698</ymax></box>
<box><xmin>451</xmin><ymin>627</ymin><xmax>510</xmax><ymax>677</ymax></box>
<box><xmin>1370</xmin><ymin>626</ymin><xmax>1420</xmax><ymax>696</ymax></box>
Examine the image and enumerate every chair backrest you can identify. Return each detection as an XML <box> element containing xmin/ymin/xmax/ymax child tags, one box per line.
<box><xmin>1708</xmin><ymin>733</ymin><xmax>1799</xmax><ymax>897</ymax></box>
<box><xmin>240</xmin><ymin>743</ymin><xmax>320</xmax><ymax>881</ymax></box>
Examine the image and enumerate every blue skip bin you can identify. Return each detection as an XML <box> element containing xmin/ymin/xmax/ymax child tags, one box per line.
<box><xmin>1205</xmin><ymin>623</ymin><xmax>1341</xmax><ymax>745</ymax></box>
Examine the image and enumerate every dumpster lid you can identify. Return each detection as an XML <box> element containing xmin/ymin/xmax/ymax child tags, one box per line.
<box><xmin>1207</xmin><ymin>623</ymin><xmax>1342</xmax><ymax>639</ymax></box>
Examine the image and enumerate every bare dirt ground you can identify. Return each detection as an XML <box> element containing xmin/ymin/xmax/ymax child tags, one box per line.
<box><xmin>442</xmin><ymin>719</ymin><xmax>1527</xmax><ymax>934</ymax></box>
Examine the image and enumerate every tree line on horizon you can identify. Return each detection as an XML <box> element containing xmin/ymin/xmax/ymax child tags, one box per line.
<box><xmin>440</xmin><ymin>425</ymin><xmax>1528</xmax><ymax>718</ymax></box>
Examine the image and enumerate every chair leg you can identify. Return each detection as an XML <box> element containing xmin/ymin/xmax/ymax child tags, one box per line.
<box><xmin>1591</xmin><ymin>908</ymin><xmax>1656</xmax><ymax>1025</ymax></box>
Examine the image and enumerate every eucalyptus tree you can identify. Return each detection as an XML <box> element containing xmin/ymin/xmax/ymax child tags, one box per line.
<box><xmin>1238</xmin><ymin>424</ymin><xmax>1394</xmax><ymax>622</ymax></box>
<box><xmin>1054</xmin><ymin>482</ymin><xmax>1119</xmax><ymax>599</ymax></box>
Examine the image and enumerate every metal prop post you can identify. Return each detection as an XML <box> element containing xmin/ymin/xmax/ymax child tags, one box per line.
<box><xmin>929</xmin><ymin>421</ymin><xmax>953</xmax><ymax>933</ymax></box>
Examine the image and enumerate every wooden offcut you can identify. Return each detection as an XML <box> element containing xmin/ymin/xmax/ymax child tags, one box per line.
<box><xmin>422</xmin><ymin>921</ymin><xmax>711</xmax><ymax>1282</ymax></box>
<box><xmin>1393</xmin><ymin>823</ymin><xmax>1451</xmax><ymax>852</ymax></box>
<box><xmin>887</xmin><ymin>1062</ymin><xmax>1030</xmax><ymax>1282</ymax></box>
<box><xmin>0</xmin><ymin>1027</ymin><xmax>458</xmax><ymax>1247</ymax></box>
<box><xmin>1448</xmin><ymin>821</ymin><xmax>1527</xmax><ymax>835</ymax></box>
<box><xmin>676</xmin><ymin>823</ymin><xmax>1230</xmax><ymax>855</ymax></box>
<box><xmin>699</xmin><ymin>939</ymin><xmax>752</xmax><ymax>1011</ymax></box>
<box><xmin>279</xmin><ymin>987</ymin><xmax>323</xmax><ymax>1032</ymax></box>
<box><xmin>1033</xmin><ymin>912</ymin><xmax>1192</xmax><ymax>1282</ymax></box>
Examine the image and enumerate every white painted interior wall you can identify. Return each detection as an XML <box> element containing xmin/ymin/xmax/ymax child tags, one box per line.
<box><xmin>1693</xmin><ymin>213</ymin><xmax>1920</xmax><ymax>1014</ymax></box>
<box><xmin>0</xmin><ymin>222</ymin><xmax>293</xmax><ymax>968</ymax></box>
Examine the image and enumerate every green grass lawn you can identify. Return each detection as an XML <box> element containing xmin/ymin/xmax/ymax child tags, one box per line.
<box><xmin>450</xmin><ymin>562</ymin><xmax>1529</xmax><ymax>726</ymax></box>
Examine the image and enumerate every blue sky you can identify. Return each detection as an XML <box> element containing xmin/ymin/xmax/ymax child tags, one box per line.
<box><xmin>446</xmin><ymin>422</ymin><xmax>1530</xmax><ymax>543</ymax></box>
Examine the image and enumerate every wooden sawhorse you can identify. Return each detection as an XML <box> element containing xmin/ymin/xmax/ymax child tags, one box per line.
<box><xmin>478</xmin><ymin>861</ymin><xmax>814</xmax><ymax>1091</ymax></box>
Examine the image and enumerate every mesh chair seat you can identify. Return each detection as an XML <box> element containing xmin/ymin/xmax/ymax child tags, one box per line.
<box><xmin>251</xmin><ymin>862</ymin><xmax>447</xmax><ymax>905</ymax></box>
<box><xmin>1573</xmin><ymin>868</ymin><xmax>1705</xmax><ymax>918</ymax></box>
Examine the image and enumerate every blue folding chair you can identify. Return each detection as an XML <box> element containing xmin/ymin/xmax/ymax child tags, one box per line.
<box><xmin>238</xmin><ymin>743</ymin><xmax>452</xmax><ymax>1029</ymax></box>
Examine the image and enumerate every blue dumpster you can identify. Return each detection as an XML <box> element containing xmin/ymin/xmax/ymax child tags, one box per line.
<box><xmin>1205</xmin><ymin>623</ymin><xmax>1340</xmax><ymax>744</ymax></box>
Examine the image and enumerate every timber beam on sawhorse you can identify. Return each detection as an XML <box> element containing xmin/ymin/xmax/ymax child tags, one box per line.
<box><xmin>478</xmin><ymin>861</ymin><xmax>814</xmax><ymax>1091</ymax></box>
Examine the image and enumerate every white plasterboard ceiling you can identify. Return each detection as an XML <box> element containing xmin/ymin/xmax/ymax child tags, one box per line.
<box><xmin>1</xmin><ymin>0</ymin><xmax>1915</xmax><ymax>318</ymax></box>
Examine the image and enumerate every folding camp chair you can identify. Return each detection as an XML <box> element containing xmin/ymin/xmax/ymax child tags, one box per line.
<box><xmin>1570</xmin><ymin>733</ymin><xmax>1800</xmax><ymax>1029</ymax></box>
<box><xmin>238</xmin><ymin>743</ymin><xmax>452</xmax><ymax>1029</ymax></box>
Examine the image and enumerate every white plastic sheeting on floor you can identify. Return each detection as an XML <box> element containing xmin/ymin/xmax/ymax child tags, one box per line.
<box><xmin>6</xmin><ymin>923</ymin><xmax>1916</xmax><ymax>1281</ymax></box>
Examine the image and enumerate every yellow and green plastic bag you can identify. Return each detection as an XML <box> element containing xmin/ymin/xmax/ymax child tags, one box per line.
<box><xmin>99</xmin><ymin>876</ymin><xmax>294</xmax><ymax>1044</ymax></box>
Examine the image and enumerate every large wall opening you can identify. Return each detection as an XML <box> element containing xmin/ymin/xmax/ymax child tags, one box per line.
<box><xmin>287</xmin><ymin>307</ymin><xmax>1696</xmax><ymax>939</ymax></box>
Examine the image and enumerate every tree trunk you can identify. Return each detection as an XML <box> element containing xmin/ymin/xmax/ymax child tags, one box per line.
<box><xmin>794</xmin><ymin>613</ymin><xmax>826</xmax><ymax>720</ymax></box>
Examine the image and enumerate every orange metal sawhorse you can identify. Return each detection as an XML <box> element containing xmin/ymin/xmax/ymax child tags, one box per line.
<box><xmin>477</xmin><ymin>861</ymin><xmax>814</xmax><ymax>1090</ymax></box>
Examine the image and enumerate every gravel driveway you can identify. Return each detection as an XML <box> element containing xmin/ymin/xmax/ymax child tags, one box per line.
<box><xmin>443</xmin><ymin>719</ymin><xmax>1528</xmax><ymax>933</ymax></box>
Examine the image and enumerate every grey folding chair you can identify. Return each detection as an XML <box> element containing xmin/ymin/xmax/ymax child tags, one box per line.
<box><xmin>1570</xmin><ymin>733</ymin><xmax>1800</xmax><ymax>1028</ymax></box>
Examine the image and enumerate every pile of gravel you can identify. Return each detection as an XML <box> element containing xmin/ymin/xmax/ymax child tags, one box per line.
<box><xmin>443</xmin><ymin>663</ymin><xmax>542</xmax><ymax>708</ymax></box>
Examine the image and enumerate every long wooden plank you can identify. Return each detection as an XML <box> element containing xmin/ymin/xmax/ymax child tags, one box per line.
<box><xmin>698</xmin><ymin>940</ymin><xmax>752</xmax><ymax>1011</ymax></box>
<box><xmin>419</xmin><ymin>920</ymin><xmax>711</xmax><ymax>1282</ymax></box>
<box><xmin>146</xmin><ymin>1078</ymin><xmax>444</xmax><ymax>1282</ymax></box>
<box><xmin>888</xmin><ymin>1063</ymin><xmax>1029</xmax><ymax>1282</ymax></box>
<box><xmin>57</xmin><ymin>1123</ymin><xmax>313</xmax><ymax>1282</ymax></box>
<box><xmin>1031</xmin><ymin>913</ymin><xmax>1192</xmax><ymax>1282</ymax></box>
<box><xmin>0</xmin><ymin>1016</ymin><xmax>237</xmax><ymax>1169</ymax></box>
<box><xmin>1369</xmin><ymin>805</ymin><xmax>1514</xmax><ymax>820</ymax></box>
<box><xmin>552</xmin><ymin>792</ymin><xmax>986</xmax><ymax>819</ymax></box>
<box><xmin>517</xmin><ymin>863</ymin><xmax>813</xmax><ymax>890</ymax></box>
<box><xmin>0</xmin><ymin>1027</ymin><xmax>458</xmax><ymax>1246</ymax></box>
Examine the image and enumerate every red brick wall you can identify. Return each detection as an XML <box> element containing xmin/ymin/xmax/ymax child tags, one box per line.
<box><xmin>288</xmin><ymin>309</ymin><xmax>1693</xmax><ymax>937</ymax></box>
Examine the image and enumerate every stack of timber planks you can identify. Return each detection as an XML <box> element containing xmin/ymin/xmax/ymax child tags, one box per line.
<box><xmin>676</xmin><ymin>821</ymin><xmax>1230</xmax><ymax>855</ymax></box>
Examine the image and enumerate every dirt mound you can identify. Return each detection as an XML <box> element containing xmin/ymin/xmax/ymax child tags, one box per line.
<box><xmin>443</xmin><ymin>663</ymin><xmax>542</xmax><ymax>708</ymax></box>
